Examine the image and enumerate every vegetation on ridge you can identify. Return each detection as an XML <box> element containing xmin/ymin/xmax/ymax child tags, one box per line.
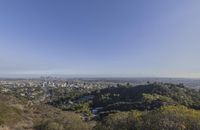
<box><xmin>2</xmin><ymin>82</ymin><xmax>200</xmax><ymax>130</ymax></box>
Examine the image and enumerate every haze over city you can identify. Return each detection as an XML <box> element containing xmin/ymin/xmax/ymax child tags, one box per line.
<box><xmin>0</xmin><ymin>0</ymin><xmax>200</xmax><ymax>78</ymax></box>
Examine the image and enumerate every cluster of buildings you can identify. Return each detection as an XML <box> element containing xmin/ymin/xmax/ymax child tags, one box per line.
<box><xmin>0</xmin><ymin>78</ymin><xmax>119</xmax><ymax>101</ymax></box>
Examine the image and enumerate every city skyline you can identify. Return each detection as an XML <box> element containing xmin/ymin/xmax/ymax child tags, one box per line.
<box><xmin>1</xmin><ymin>0</ymin><xmax>200</xmax><ymax>78</ymax></box>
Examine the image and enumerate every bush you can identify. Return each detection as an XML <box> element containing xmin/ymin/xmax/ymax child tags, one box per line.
<box><xmin>94</xmin><ymin>105</ymin><xmax>200</xmax><ymax>130</ymax></box>
<box><xmin>37</xmin><ymin>121</ymin><xmax>64</xmax><ymax>130</ymax></box>
<box><xmin>0</xmin><ymin>102</ymin><xmax>22</xmax><ymax>126</ymax></box>
<box><xmin>94</xmin><ymin>111</ymin><xmax>142</xmax><ymax>130</ymax></box>
<box><xmin>142</xmin><ymin>105</ymin><xmax>200</xmax><ymax>130</ymax></box>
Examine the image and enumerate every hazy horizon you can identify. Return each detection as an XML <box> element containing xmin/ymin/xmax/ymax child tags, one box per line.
<box><xmin>1</xmin><ymin>0</ymin><xmax>200</xmax><ymax>78</ymax></box>
<box><xmin>1</xmin><ymin>73</ymin><xmax>200</xmax><ymax>79</ymax></box>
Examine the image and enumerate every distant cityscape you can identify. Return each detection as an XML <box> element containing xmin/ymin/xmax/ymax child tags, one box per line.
<box><xmin>0</xmin><ymin>77</ymin><xmax>200</xmax><ymax>102</ymax></box>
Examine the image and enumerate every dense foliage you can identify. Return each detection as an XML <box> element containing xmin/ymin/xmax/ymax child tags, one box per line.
<box><xmin>92</xmin><ymin>83</ymin><xmax>200</xmax><ymax>113</ymax></box>
<box><xmin>94</xmin><ymin>105</ymin><xmax>200</xmax><ymax>130</ymax></box>
<box><xmin>2</xmin><ymin>82</ymin><xmax>200</xmax><ymax>130</ymax></box>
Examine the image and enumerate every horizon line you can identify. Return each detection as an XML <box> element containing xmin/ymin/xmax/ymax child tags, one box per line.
<box><xmin>0</xmin><ymin>74</ymin><xmax>200</xmax><ymax>80</ymax></box>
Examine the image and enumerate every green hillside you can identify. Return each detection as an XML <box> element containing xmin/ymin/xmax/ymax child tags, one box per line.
<box><xmin>92</xmin><ymin>83</ymin><xmax>200</xmax><ymax>113</ymax></box>
<box><xmin>2</xmin><ymin>82</ymin><xmax>200</xmax><ymax>130</ymax></box>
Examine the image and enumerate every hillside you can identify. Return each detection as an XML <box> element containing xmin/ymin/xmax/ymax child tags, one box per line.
<box><xmin>0</xmin><ymin>94</ymin><xmax>90</xmax><ymax>130</ymax></box>
<box><xmin>92</xmin><ymin>83</ymin><xmax>200</xmax><ymax>110</ymax></box>
<box><xmin>90</xmin><ymin>83</ymin><xmax>200</xmax><ymax>130</ymax></box>
<box><xmin>2</xmin><ymin>82</ymin><xmax>200</xmax><ymax>130</ymax></box>
<box><xmin>94</xmin><ymin>105</ymin><xmax>200</xmax><ymax>130</ymax></box>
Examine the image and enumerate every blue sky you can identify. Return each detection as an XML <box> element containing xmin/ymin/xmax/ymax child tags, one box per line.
<box><xmin>0</xmin><ymin>0</ymin><xmax>200</xmax><ymax>78</ymax></box>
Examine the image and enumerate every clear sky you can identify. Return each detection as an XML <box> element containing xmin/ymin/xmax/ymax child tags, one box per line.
<box><xmin>0</xmin><ymin>0</ymin><xmax>200</xmax><ymax>78</ymax></box>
